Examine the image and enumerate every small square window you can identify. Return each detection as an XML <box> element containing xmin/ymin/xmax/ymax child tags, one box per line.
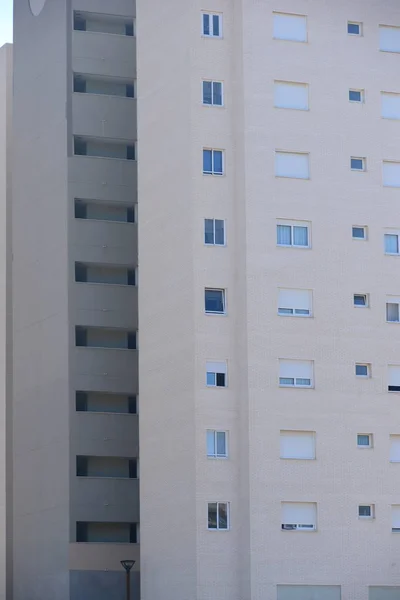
<box><xmin>358</xmin><ymin>505</ymin><xmax>374</xmax><ymax>519</ymax></box>
<box><xmin>354</xmin><ymin>294</ymin><xmax>368</xmax><ymax>307</ymax></box>
<box><xmin>349</xmin><ymin>89</ymin><xmax>363</xmax><ymax>103</ymax></box>
<box><xmin>205</xmin><ymin>288</ymin><xmax>226</xmax><ymax>314</ymax></box>
<box><xmin>357</xmin><ymin>434</ymin><xmax>372</xmax><ymax>448</ymax></box>
<box><xmin>355</xmin><ymin>364</ymin><xmax>370</xmax><ymax>377</ymax></box>
<box><xmin>352</xmin><ymin>226</ymin><xmax>367</xmax><ymax>240</ymax></box>
<box><xmin>348</xmin><ymin>22</ymin><xmax>362</xmax><ymax>36</ymax></box>
<box><xmin>351</xmin><ymin>157</ymin><xmax>366</xmax><ymax>171</ymax></box>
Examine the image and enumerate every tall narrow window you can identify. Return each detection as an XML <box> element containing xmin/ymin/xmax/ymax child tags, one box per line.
<box><xmin>203</xmin><ymin>149</ymin><xmax>224</xmax><ymax>175</ymax></box>
<box><xmin>204</xmin><ymin>219</ymin><xmax>225</xmax><ymax>245</ymax></box>
<box><xmin>203</xmin><ymin>81</ymin><xmax>223</xmax><ymax>106</ymax></box>
<box><xmin>202</xmin><ymin>13</ymin><xmax>222</xmax><ymax>37</ymax></box>
<box><xmin>207</xmin><ymin>431</ymin><xmax>228</xmax><ymax>458</ymax></box>
<box><xmin>208</xmin><ymin>502</ymin><xmax>229</xmax><ymax>530</ymax></box>
<box><xmin>387</xmin><ymin>301</ymin><xmax>400</xmax><ymax>323</ymax></box>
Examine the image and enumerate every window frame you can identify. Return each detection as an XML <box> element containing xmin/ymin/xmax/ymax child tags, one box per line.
<box><xmin>353</xmin><ymin>293</ymin><xmax>369</xmax><ymax>308</ymax></box>
<box><xmin>355</xmin><ymin>363</ymin><xmax>370</xmax><ymax>378</ymax></box>
<box><xmin>204</xmin><ymin>288</ymin><xmax>226</xmax><ymax>315</ymax></box>
<box><xmin>357</xmin><ymin>434</ymin><xmax>373</xmax><ymax>448</ymax></box>
<box><xmin>358</xmin><ymin>504</ymin><xmax>374</xmax><ymax>519</ymax></box>
<box><xmin>203</xmin><ymin>148</ymin><xmax>224</xmax><ymax>176</ymax></box>
<box><xmin>347</xmin><ymin>21</ymin><xmax>362</xmax><ymax>36</ymax></box>
<box><xmin>276</xmin><ymin>220</ymin><xmax>311</xmax><ymax>249</ymax></box>
<box><xmin>204</xmin><ymin>218</ymin><xmax>226</xmax><ymax>246</ymax></box>
<box><xmin>206</xmin><ymin>361</ymin><xmax>227</xmax><ymax>388</ymax></box>
<box><xmin>352</xmin><ymin>226</ymin><xmax>367</xmax><ymax>240</ymax></box>
<box><xmin>386</xmin><ymin>301</ymin><xmax>400</xmax><ymax>323</ymax></box>
<box><xmin>351</xmin><ymin>157</ymin><xmax>366</xmax><ymax>171</ymax></box>
<box><xmin>201</xmin><ymin>12</ymin><xmax>223</xmax><ymax>38</ymax></box>
<box><xmin>207</xmin><ymin>502</ymin><xmax>230</xmax><ymax>531</ymax></box>
<box><xmin>207</xmin><ymin>430</ymin><xmax>228</xmax><ymax>459</ymax></box>
<box><xmin>349</xmin><ymin>89</ymin><xmax>364</xmax><ymax>103</ymax></box>
<box><xmin>202</xmin><ymin>80</ymin><xmax>224</xmax><ymax>107</ymax></box>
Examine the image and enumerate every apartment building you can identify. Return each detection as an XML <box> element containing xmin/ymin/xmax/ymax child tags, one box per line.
<box><xmin>10</xmin><ymin>0</ymin><xmax>400</xmax><ymax>599</ymax></box>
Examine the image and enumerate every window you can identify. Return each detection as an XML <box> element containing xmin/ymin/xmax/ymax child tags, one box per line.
<box><xmin>273</xmin><ymin>13</ymin><xmax>307</xmax><ymax>42</ymax></box>
<box><xmin>358</xmin><ymin>505</ymin><xmax>374</xmax><ymax>519</ymax></box>
<box><xmin>274</xmin><ymin>81</ymin><xmax>309</xmax><ymax>111</ymax></box>
<box><xmin>206</xmin><ymin>361</ymin><xmax>227</xmax><ymax>387</ymax></box>
<box><xmin>277</xmin><ymin>220</ymin><xmax>310</xmax><ymax>248</ymax></box>
<box><xmin>275</xmin><ymin>151</ymin><xmax>310</xmax><ymax>179</ymax></box>
<box><xmin>279</xmin><ymin>359</ymin><xmax>313</xmax><ymax>388</ymax></box>
<box><xmin>357</xmin><ymin>434</ymin><xmax>372</xmax><ymax>448</ymax></box>
<box><xmin>380</xmin><ymin>26</ymin><xmax>400</xmax><ymax>53</ymax></box>
<box><xmin>205</xmin><ymin>288</ymin><xmax>226</xmax><ymax>314</ymax></box>
<box><xmin>207</xmin><ymin>431</ymin><xmax>228</xmax><ymax>458</ymax></box>
<box><xmin>202</xmin><ymin>12</ymin><xmax>222</xmax><ymax>37</ymax></box>
<box><xmin>280</xmin><ymin>431</ymin><xmax>315</xmax><ymax>460</ymax></box>
<box><xmin>348</xmin><ymin>22</ymin><xmax>362</xmax><ymax>35</ymax></box>
<box><xmin>355</xmin><ymin>363</ymin><xmax>370</xmax><ymax>377</ymax></box>
<box><xmin>349</xmin><ymin>89</ymin><xmax>364</xmax><ymax>103</ymax></box>
<box><xmin>392</xmin><ymin>505</ymin><xmax>400</xmax><ymax>532</ymax></box>
<box><xmin>353</xmin><ymin>294</ymin><xmax>368</xmax><ymax>307</ymax></box>
<box><xmin>74</xmin><ymin>200</ymin><xmax>135</xmax><ymax>223</ymax></box>
<box><xmin>389</xmin><ymin>435</ymin><xmax>400</xmax><ymax>462</ymax></box>
<box><xmin>204</xmin><ymin>219</ymin><xmax>225</xmax><ymax>246</ymax></box>
<box><xmin>388</xmin><ymin>365</ymin><xmax>400</xmax><ymax>392</ymax></box>
<box><xmin>76</xmin><ymin>391</ymin><xmax>137</xmax><ymax>414</ymax></box>
<box><xmin>281</xmin><ymin>502</ymin><xmax>317</xmax><ymax>531</ymax></box>
<box><xmin>202</xmin><ymin>81</ymin><xmax>223</xmax><ymax>106</ymax></box>
<box><xmin>352</xmin><ymin>226</ymin><xmax>367</xmax><ymax>240</ymax></box>
<box><xmin>351</xmin><ymin>157</ymin><xmax>365</xmax><ymax>171</ymax></box>
<box><xmin>208</xmin><ymin>502</ymin><xmax>229</xmax><ymax>530</ymax></box>
<box><xmin>387</xmin><ymin>299</ymin><xmax>400</xmax><ymax>323</ymax></box>
<box><xmin>278</xmin><ymin>288</ymin><xmax>312</xmax><ymax>317</ymax></box>
<box><xmin>383</xmin><ymin>161</ymin><xmax>400</xmax><ymax>187</ymax></box>
<box><xmin>203</xmin><ymin>149</ymin><xmax>224</xmax><ymax>175</ymax></box>
<box><xmin>382</xmin><ymin>93</ymin><xmax>400</xmax><ymax>120</ymax></box>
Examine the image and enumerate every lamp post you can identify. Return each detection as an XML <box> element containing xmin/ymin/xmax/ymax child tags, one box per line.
<box><xmin>121</xmin><ymin>560</ymin><xmax>135</xmax><ymax>600</ymax></box>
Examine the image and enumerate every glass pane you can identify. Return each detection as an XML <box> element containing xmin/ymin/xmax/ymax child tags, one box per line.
<box><xmin>208</xmin><ymin>503</ymin><xmax>218</xmax><ymax>529</ymax></box>
<box><xmin>278</xmin><ymin>308</ymin><xmax>294</xmax><ymax>315</ymax></box>
<box><xmin>203</xmin><ymin>13</ymin><xmax>210</xmax><ymax>35</ymax></box>
<box><xmin>348</xmin><ymin>23</ymin><xmax>360</xmax><ymax>35</ymax></box>
<box><xmin>216</xmin><ymin>432</ymin><xmax>226</xmax><ymax>456</ymax></box>
<box><xmin>387</xmin><ymin>303</ymin><xmax>399</xmax><ymax>322</ymax></box>
<box><xmin>349</xmin><ymin>90</ymin><xmax>361</xmax><ymax>102</ymax></box>
<box><xmin>352</xmin><ymin>227</ymin><xmax>365</xmax><ymax>238</ymax></box>
<box><xmin>216</xmin><ymin>373</ymin><xmax>226</xmax><ymax>387</ymax></box>
<box><xmin>203</xmin><ymin>81</ymin><xmax>212</xmax><ymax>105</ymax></box>
<box><xmin>280</xmin><ymin>377</ymin><xmax>294</xmax><ymax>386</ymax></box>
<box><xmin>354</xmin><ymin>295</ymin><xmax>366</xmax><ymax>306</ymax></box>
<box><xmin>385</xmin><ymin>234</ymin><xmax>399</xmax><ymax>254</ymax></box>
<box><xmin>355</xmin><ymin>365</ymin><xmax>368</xmax><ymax>376</ymax></box>
<box><xmin>213</xmin><ymin>151</ymin><xmax>223</xmax><ymax>174</ymax></box>
<box><xmin>293</xmin><ymin>226</ymin><xmax>308</xmax><ymax>246</ymax></box>
<box><xmin>277</xmin><ymin>225</ymin><xmax>292</xmax><ymax>245</ymax></box>
<box><xmin>204</xmin><ymin>219</ymin><xmax>214</xmax><ymax>244</ymax></box>
<box><xmin>359</xmin><ymin>506</ymin><xmax>371</xmax><ymax>517</ymax></box>
<box><xmin>203</xmin><ymin>149</ymin><xmax>213</xmax><ymax>173</ymax></box>
<box><xmin>212</xmin><ymin>14</ymin><xmax>220</xmax><ymax>36</ymax></box>
<box><xmin>296</xmin><ymin>378</ymin><xmax>311</xmax><ymax>386</ymax></box>
<box><xmin>213</xmin><ymin>82</ymin><xmax>222</xmax><ymax>105</ymax></box>
<box><xmin>294</xmin><ymin>309</ymin><xmax>310</xmax><ymax>315</ymax></box>
<box><xmin>205</xmin><ymin>289</ymin><xmax>224</xmax><ymax>312</ymax></box>
<box><xmin>218</xmin><ymin>503</ymin><xmax>228</xmax><ymax>529</ymax></box>
<box><xmin>207</xmin><ymin>431</ymin><xmax>216</xmax><ymax>456</ymax></box>
<box><xmin>358</xmin><ymin>435</ymin><xmax>370</xmax><ymax>446</ymax></box>
<box><xmin>351</xmin><ymin>158</ymin><xmax>364</xmax><ymax>170</ymax></box>
<box><xmin>206</xmin><ymin>372</ymin><xmax>216</xmax><ymax>386</ymax></box>
<box><xmin>215</xmin><ymin>220</ymin><xmax>225</xmax><ymax>245</ymax></box>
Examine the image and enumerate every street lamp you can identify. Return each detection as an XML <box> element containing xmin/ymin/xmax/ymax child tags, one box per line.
<box><xmin>121</xmin><ymin>560</ymin><xmax>135</xmax><ymax>600</ymax></box>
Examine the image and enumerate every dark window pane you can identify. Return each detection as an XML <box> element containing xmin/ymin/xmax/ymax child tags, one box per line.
<box><xmin>213</xmin><ymin>151</ymin><xmax>223</xmax><ymax>174</ymax></box>
<box><xmin>126</xmin><ymin>84</ymin><xmax>134</xmax><ymax>98</ymax></box>
<box><xmin>216</xmin><ymin>432</ymin><xmax>226</xmax><ymax>455</ymax></box>
<box><xmin>215</xmin><ymin>220</ymin><xmax>225</xmax><ymax>244</ymax></box>
<box><xmin>205</xmin><ymin>289</ymin><xmax>224</xmax><ymax>313</ymax></box>
<box><xmin>127</xmin><ymin>269</ymin><xmax>136</xmax><ymax>286</ymax></box>
<box><xmin>129</xmin><ymin>459</ymin><xmax>137</xmax><ymax>479</ymax></box>
<box><xmin>128</xmin><ymin>332</ymin><xmax>136</xmax><ymax>350</ymax></box>
<box><xmin>389</xmin><ymin>386</ymin><xmax>400</xmax><ymax>392</ymax></box>
<box><xmin>74</xmin><ymin>15</ymin><xmax>86</xmax><ymax>31</ymax></box>
<box><xmin>348</xmin><ymin>23</ymin><xmax>360</xmax><ymax>35</ymax></box>
<box><xmin>75</xmin><ymin>263</ymin><xmax>87</xmax><ymax>283</ymax></box>
<box><xmin>203</xmin><ymin>81</ymin><xmax>212</xmax><ymax>105</ymax></box>
<box><xmin>351</xmin><ymin>158</ymin><xmax>364</xmax><ymax>170</ymax></box>
<box><xmin>352</xmin><ymin>227</ymin><xmax>365</xmax><ymax>238</ymax></box>
<box><xmin>212</xmin><ymin>14</ymin><xmax>220</xmax><ymax>36</ymax></box>
<box><xmin>129</xmin><ymin>524</ymin><xmax>137</xmax><ymax>543</ymax></box>
<box><xmin>204</xmin><ymin>219</ymin><xmax>214</xmax><ymax>244</ymax></box>
<box><xmin>213</xmin><ymin>82</ymin><xmax>222</xmax><ymax>105</ymax></box>
<box><xmin>74</xmin><ymin>138</ymin><xmax>87</xmax><ymax>156</ymax></box>
<box><xmin>125</xmin><ymin>22</ymin><xmax>134</xmax><ymax>36</ymax></box>
<box><xmin>208</xmin><ymin>503</ymin><xmax>218</xmax><ymax>529</ymax></box>
<box><xmin>127</xmin><ymin>145</ymin><xmax>135</xmax><ymax>160</ymax></box>
<box><xmin>349</xmin><ymin>90</ymin><xmax>361</xmax><ymax>102</ymax></box>
<box><xmin>127</xmin><ymin>207</ymin><xmax>135</xmax><ymax>223</ymax></box>
<box><xmin>76</xmin><ymin>522</ymin><xmax>88</xmax><ymax>542</ymax></box>
<box><xmin>216</xmin><ymin>373</ymin><xmax>226</xmax><ymax>387</ymax></box>
<box><xmin>218</xmin><ymin>503</ymin><xmax>228</xmax><ymax>529</ymax></box>
<box><xmin>74</xmin><ymin>76</ymin><xmax>86</xmax><ymax>93</ymax></box>
<box><xmin>128</xmin><ymin>396</ymin><xmax>137</xmax><ymax>414</ymax></box>
<box><xmin>74</xmin><ymin>201</ymin><xmax>87</xmax><ymax>219</ymax></box>
<box><xmin>203</xmin><ymin>149</ymin><xmax>212</xmax><ymax>173</ymax></box>
<box><xmin>203</xmin><ymin>13</ymin><xmax>210</xmax><ymax>35</ymax></box>
<box><xmin>75</xmin><ymin>327</ymin><xmax>87</xmax><ymax>347</ymax></box>
<box><xmin>76</xmin><ymin>392</ymin><xmax>88</xmax><ymax>412</ymax></box>
<box><xmin>76</xmin><ymin>456</ymin><xmax>88</xmax><ymax>477</ymax></box>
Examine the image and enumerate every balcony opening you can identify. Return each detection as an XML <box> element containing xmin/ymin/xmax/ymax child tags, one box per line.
<box><xmin>73</xmin><ymin>11</ymin><xmax>135</xmax><ymax>36</ymax></box>
<box><xmin>75</xmin><ymin>326</ymin><xmax>136</xmax><ymax>350</ymax></box>
<box><xmin>73</xmin><ymin>74</ymin><xmax>135</xmax><ymax>98</ymax></box>
<box><xmin>76</xmin><ymin>521</ymin><xmax>138</xmax><ymax>543</ymax></box>
<box><xmin>74</xmin><ymin>200</ymin><xmax>135</xmax><ymax>223</ymax></box>
<box><xmin>73</xmin><ymin>137</ymin><xmax>136</xmax><ymax>160</ymax></box>
<box><xmin>76</xmin><ymin>456</ymin><xmax>138</xmax><ymax>478</ymax></box>
<box><xmin>75</xmin><ymin>263</ymin><xmax>136</xmax><ymax>286</ymax></box>
<box><xmin>76</xmin><ymin>391</ymin><xmax>137</xmax><ymax>414</ymax></box>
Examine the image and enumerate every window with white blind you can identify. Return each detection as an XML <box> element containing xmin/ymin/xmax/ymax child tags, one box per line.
<box><xmin>279</xmin><ymin>359</ymin><xmax>313</xmax><ymax>388</ymax></box>
<box><xmin>273</xmin><ymin>13</ymin><xmax>307</xmax><ymax>42</ymax></box>
<box><xmin>277</xmin><ymin>220</ymin><xmax>310</xmax><ymax>248</ymax></box>
<box><xmin>385</xmin><ymin>233</ymin><xmax>400</xmax><ymax>255</ymax></box>
<box><xmin>392</xmin><ymin>505</ymin><xmax>400</xmax><ymax>532</ymax></box>
<box><xmin>388</xmin><ymin>365</ymin><xmax>400</xmax><ymax>392</ymax></box>
<box><xmin>382</xmin><ymin>93</ymin><xmax>400</xmax><ymax>120</ymax></box>
<box><xmin>390</xmin><ymin>435</ymin><xmax>400</xmax><ymax>462</ymax></box>
<box><xmin>274</xmin><ymin>81</ymin><xmax>309</xmax><ymax>111</ymax></box>
<box><xmin>386</xmin><ymin>298</ymin><xmax>400</xmax><ymax>323</ymax></box>
<box><xmin>280</xmin><ymin>431</ymin><xmax>316</xmax><ymax>459</ymax></box>
<box><xmin>380</xmin><ymin>26</ymin><xmax>400</xmax><ymax>53</ymax></box>
<box><xmin>383</xmin><ymin>161</ymin><xmax>400</xmax><ymax>187</ymax></box>
<box><xmin>281</xmin><ymin>502</ymin><xmax>317</xmax><ymax>531</ymax></box>
<box><xmin>278</xmin><ymin>288</ymin><xmax>312</xmax><ymax>317</ymax></box>
<box><xmin>206</xmin><ymin>361</ymin><xmax>227</xmax><ymax>388</ymax></box>
<box><xmin>275</xmin><ymin>152</ymin><xmax>310</xmax><ymax>179</ymax></box>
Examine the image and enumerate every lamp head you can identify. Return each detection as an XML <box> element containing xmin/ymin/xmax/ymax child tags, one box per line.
<box><xmin>121</xmin><ymin>560</ymin><xmax>135</xmax><ymax>573</ymax></box>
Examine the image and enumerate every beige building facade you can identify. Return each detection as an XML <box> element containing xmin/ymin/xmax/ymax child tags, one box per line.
<box><xmin>10</xmin><ymin>0</ymin><xmax>400</xmax><ymax>599</ymax></box>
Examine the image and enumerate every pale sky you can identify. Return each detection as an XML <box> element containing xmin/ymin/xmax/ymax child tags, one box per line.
<box><xmin>0</xmin><ymin>1</ymin><xmax>13</xmax><ymax>47</ymax></box>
